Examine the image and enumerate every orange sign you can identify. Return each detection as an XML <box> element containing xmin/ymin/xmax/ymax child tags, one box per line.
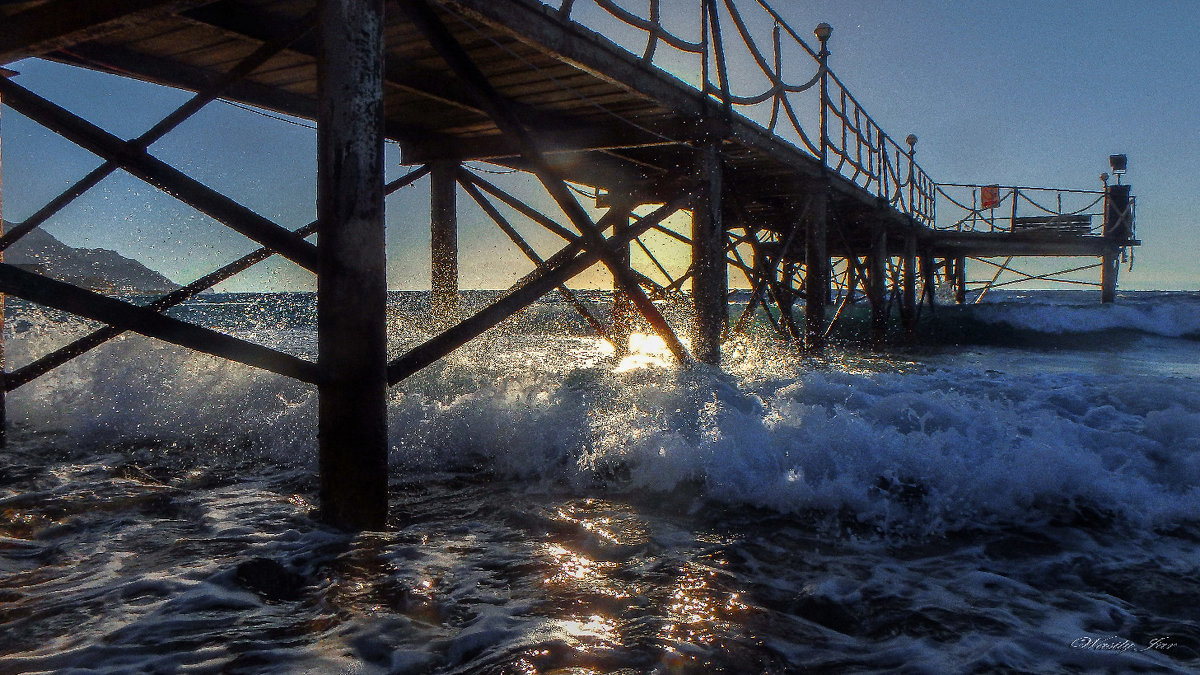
<box><xmin>981</xmin><ymin>184</ymin><xmax>1000</xmax><ymax>210</ymax></box>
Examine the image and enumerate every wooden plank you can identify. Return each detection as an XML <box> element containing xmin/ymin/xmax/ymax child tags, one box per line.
<box><xmin>0</xmin><ymin>262</ymin><xmax>320</xmax><ymax>383</ymax></box>
<box><xmin>0</xmin><ymin>0</ymin><xmax>219</xmax><ymax>65</ymax></box>
<box><xmin>51</xmin><ymin>42</ymin><xmax>319</xmax><ymax>119</ymax></box>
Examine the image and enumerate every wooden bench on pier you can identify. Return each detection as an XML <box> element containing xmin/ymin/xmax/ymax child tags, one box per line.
<box><xmin>1011</xmin><ymin>214</ymin><xmax>1093</xmax><ymax>236</ymax></box>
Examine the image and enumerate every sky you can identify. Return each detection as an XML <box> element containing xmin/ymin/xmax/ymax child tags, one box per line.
<box><xmin>1</xmin><ymin>0</ymin><xmax>1197</xmax><ymax>292</ymax></box>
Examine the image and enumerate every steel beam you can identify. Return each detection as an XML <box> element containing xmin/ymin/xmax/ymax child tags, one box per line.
<box><xmin>4</xmin><ymin>166</ymin><xmax>431</xmax><ymax>393</ymax></box>
<box><xmin>316</xmin><ymin>0</ymin><xmax>389</xmax><ymax>530</ymax></box>
<box><xmin>804</xmin><ymin>188</ymin><xmax>828</xmax><ymax>351</ymax></box>
<box><xmin>430</xmin><ymin>160</ymin><xmax>460</xmax><ymax>326</ymax></box>
<box><xmin>869</xmin><ymin>226</ymin><xmax>887</xmax><ymax>347</ymax></box>
<box><xmin>902</xmin><ymin>232</ymin><xmax>917</xmax><ymax>339</ymax></box>
<box><xmin>388</xmin><ymin>191</ymin><xmax>692</xmax><ymax>385</ymax></box>
<box><xmin>0</xmin><ymin>78</ymin><xmax>319</xmax><ymax>272</ymax></box>
<box><xmin>0</xmin><ymin>263</ymin><xmax>320</xmax><ymax>383</ymax></box>
<box><xmin>2</xmin><ymin>20</ymin><xmax>314</xmax><ymax>253</ymax></box>
<box><xmin>458</xmin><ymin>175</ymin><xmax>614</xmax><ymax>344</ymax></box>
<box><xmin>399</xmin><ymin>0</ymin><xmax>691</xmax><ymax>365</ymax></box>
<box><xmin>953</xmin><ymin>256</ymin><xmax>967</xmax><ymax>304</ymax></box>
<box><xmin>1101</xmin><ymin>249</ymin><xmax>1118</xmax><ymax>303</ymax></box>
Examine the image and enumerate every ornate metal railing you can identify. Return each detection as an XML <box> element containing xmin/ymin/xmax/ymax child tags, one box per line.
<box><xmin>933</xmin><ymin>183</ymin><xmax>1110</xmax><ymax>235</ymax></box>
<box><xmin>546</xmin><ymin>0</ymin><xmax>937</xmax><ymax>225</ymax></box>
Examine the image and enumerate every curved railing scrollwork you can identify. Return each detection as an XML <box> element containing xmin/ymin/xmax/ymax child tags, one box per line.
<box><xmin>544</xmin><ymin>0</ymin><xmax>937</xmax><ymax>226</ymax></box>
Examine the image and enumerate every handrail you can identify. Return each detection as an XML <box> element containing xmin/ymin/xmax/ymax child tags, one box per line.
<box><xmin>536</xmin><ymin>0</ymin><xmax>1124</xmax><ymax>240</ymax></box>
<box><xmin>932</xmin><ymin>183</ymin><xmax>1110</xmax><ymax>234</ymax></box>
<box><xmin>542</xmin><ymin>0</ymin><xmax>937</xmax><ymax>224</ymax></box>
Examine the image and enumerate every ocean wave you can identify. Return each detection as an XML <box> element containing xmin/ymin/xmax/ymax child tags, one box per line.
<box><xmin>968</xmin><ymin>296</ymin><xmax>1200</xmax><ymax>339</ymax></box>
<box><xmin>10</xmin><ymin>308</ymin><xmax>1200</xmax><ymax>538</ymax></box>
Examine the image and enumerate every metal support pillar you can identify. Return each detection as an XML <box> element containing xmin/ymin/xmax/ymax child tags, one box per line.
<box><xmin>778</xmin><ymin>261</ymin><xmax>797</xmax><ymax>337</ymax></box>
<box><xmin>954</xmin><ymin>256</ymin><xmax>967</xmax><ymax>304</ymax></box>
<box><xmin>316</xmin><ymin>0</ymin><xmax>388</xmax><ymax>530</ymax></box>
<box><xmin>612</xmin><ymin>205</ymin><xmax>634</xmax><ymax>352</ymax></box>
<box><xmin>0</xmin><ymin>83</ymin><xmax>7</xmax><ymax>448</ymax></box>
<box><xmin>804</xmin><ymin>188</ymin><xmax>828</xmax><ymax>351</ymax></box>
<box><xmin>692</xmin><ymin>142</ymin><xmax>725</xmax><ymax>364</ymax></box>
<box><xmin>920</xmin><ymin>251</ymin><xmax>936</xmax><ymax>311</ymax></box>
<box><xmin>1101</xmin><ymin>249</ymin><xmax>1118</xmax><ymax>304</ymax></box>
<box><xmin>869</xmin><ymin>226</ymin><xmax>887</xmax><ymax>347</ymax></box>
<box><xmin>430</xmin><ymin>160</ymin><xmax>459</xmax><ymax>327</ymax></box>
<box><xmin>902</xmin><ymin>233</ymin><xmax>917</xmax><ymax>338</ymax></box>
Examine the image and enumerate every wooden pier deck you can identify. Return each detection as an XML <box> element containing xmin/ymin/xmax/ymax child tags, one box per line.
<box><xmin>0</xmin><ymin>0</ymin><xmax>1140</xmax><ymax>527</ymax></box>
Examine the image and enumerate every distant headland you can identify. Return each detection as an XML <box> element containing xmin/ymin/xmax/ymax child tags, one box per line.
<box><xmin>3</xmin><ymin>223</ymin><xmax>179</xmax><ymax>295</ymax></box>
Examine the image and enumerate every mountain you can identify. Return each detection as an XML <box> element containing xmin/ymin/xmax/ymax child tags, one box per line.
<box><xmin>3</xmin><ymin>223</ymin><xmax>180</xmax><ymax>294</ymax></box>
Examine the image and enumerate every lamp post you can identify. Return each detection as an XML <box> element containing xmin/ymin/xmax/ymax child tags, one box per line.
<box><xmin>815</xmin><ymin>22</ymin><xmax>832</xmax><ymax>167</ymax></box>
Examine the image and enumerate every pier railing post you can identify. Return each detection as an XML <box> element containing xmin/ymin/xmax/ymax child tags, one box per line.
<box><xmin>316</xmin><ymin>0</ymin><xmax>389</xmax><ymax>530</ymax></box>
<box><xmin>431</xmin><ymin>160</ymin><xmax>460</xmax><ymax>327</ymax></box>
<box><xmin>692</xmin><ymin>141</ymin><xmax>726</xmax><ymax>364</ymax></box>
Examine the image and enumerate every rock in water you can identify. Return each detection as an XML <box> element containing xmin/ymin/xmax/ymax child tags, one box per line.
<box><xmin>234</xmin><ymin>558</ymin><xmax>306</xmax><ymax>602</ymax></box>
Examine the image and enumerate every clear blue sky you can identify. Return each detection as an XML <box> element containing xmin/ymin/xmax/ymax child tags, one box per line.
<box><xmin>1</xmin><ymin>1</ymin><xmax>1196</xmax><ymax>290</ymax></box>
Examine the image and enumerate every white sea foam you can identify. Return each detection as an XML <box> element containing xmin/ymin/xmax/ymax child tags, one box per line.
<box><xmin>10</xmin><ymin>302</ymin><xmax>1199</xmax><ymax>537</ymax></box>
<box><xmin>970</xmin><ymin>293</ymin><xmax>1200</xmax><ymax>338</ymax></box>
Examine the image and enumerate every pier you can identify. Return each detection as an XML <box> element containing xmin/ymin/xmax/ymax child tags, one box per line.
<box><xmin>0</xmin><ymin>0</ymin><xmax>1139</xmax><ymax>528</ymax></box>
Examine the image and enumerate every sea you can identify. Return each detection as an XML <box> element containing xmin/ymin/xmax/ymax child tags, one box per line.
<box><xmin>1</xmin><ymin>289</ymin><xmax>1198</xmax><ymax>674</ymax></box>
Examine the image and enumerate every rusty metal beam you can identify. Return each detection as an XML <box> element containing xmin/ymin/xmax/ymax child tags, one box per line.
<box><xmin>0</xmin><ymin>262</ymin><xmax>320</xmax><ymax>383</ymax></box>
<box><xmin>0</xmin><ymin>77</ymin><xmax>320</xmax><ymax>272</ymax></box>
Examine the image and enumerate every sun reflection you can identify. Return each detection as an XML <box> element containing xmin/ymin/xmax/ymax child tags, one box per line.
<box><xmin>614</xmin><ymin>332</ymin><xmax>677</xmax><ymax>372</ymax></box>
<box><xmin>661</xmin><ymin>564</ymin><xmax>749</xmax><ymax>647</ymax></box>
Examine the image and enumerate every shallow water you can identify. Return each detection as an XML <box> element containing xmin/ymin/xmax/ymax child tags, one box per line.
<box><xmin>2</xmin><ymin>290</ymin><xmax>1199</xmax><ymax>673</ymax></box>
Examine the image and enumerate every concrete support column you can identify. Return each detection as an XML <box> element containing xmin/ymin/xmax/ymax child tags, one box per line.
<box><xmin>691</xmin><ymin>142</ymin><xmax>725</xmax><ymax>365</ymax></box>
<box><xmin>902</xmin><ymin>232</ymin><xmax>917</xmax><ymax>339</ymax></box>
<box><xmin>868</xmin><ymin>226</ymin><xmax>887</xmax><ymax>347</ymax></box>
<box><xmin>430</xmin><ymin>160</ymin><xmax>459</xmax><ymax>327</ymax></box>
<box><xmin>804</xmin><ymin>189</ymin><xmax>828</xmax><ymax>351</ymax></box>
<box><xmin>1101</xmin><ymin>249</ymin><xmax>1119</xmax><ymax>303</ymax></box>
<box><xmin>316</xmin><ymin>0</ymin><xmax>388</xmax><ymax>530</ymax></box>
<box><xmin>954</xmin><ymin>256</ymin><xmax>967</xmax><ymax>304</ymax></box>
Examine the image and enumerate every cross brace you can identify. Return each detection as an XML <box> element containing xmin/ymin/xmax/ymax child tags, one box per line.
<box><xmin>0</xmin><ymin>77</ymin><xmax>319</xmax><ymax>272</ymax></box>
